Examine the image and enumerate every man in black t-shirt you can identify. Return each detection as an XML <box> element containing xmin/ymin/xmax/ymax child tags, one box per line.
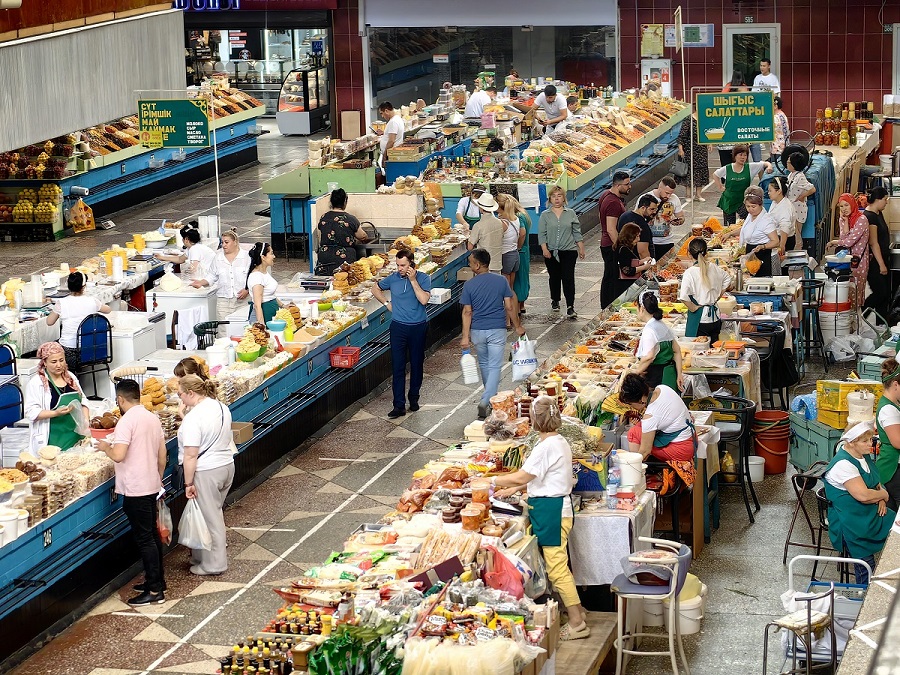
<box><xmin>617</xmin><ymin>193</ymin><xmax>660</xmax><ymax>261</ymax></box>
<box><xmin>598</xmin><ymin>170</ymin><xmax>632</xmax><ymax>308</ymax></box>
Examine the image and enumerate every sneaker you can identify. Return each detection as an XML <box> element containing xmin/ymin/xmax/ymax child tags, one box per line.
<box><xmin>567</xmin><ymin>306</ymin><xmax>577</xmax><ymax>319</ymax></box>
<box><xmin>127</xmin><ymin>591</ymin><xmax>165</xmax><ymax>606</ymax></box>
<box><xmin>477</xmin><ymin>403</ymin><xmax>491</xmax><ymax>420</ymax></box>
<box><xmin>408</xmin><ymin>400</ymin><xmax>420</xmax><ymax>412</ymax></box>
<box><xmin>387</xmin><ymin>408</ymin><xmax>406</xmax><ymax>419</ymax></box>
<box><xmin>133</xmin><ymin>582</ymin><xmax>168</xmax><ymax>593</ymax></box>
<box><xmin>551</xmin><ymin>301</ymin><xmax>560</xmax><ymax>311</ymax></box>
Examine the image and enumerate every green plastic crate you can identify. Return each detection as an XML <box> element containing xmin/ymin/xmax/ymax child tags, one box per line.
<box><xmin>789</xmin><ymin>412</ymin><xmax>841</xmax><ymax>471</ymax></box>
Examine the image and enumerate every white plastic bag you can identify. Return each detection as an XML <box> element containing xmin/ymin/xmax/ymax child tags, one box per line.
<box><xmin>69</xmin><ymin>402</ymin><xmax>91</xmax><ymax>438</ymax></box>
<box><xmin>826</xmin><ymin>336</ymin><xmax>856</xmax><ymax>362</ymax></box>
<box><xmin>511</xmin><ymin>335</ymin><xmax>538</xmax><ymax>382</ymax></box>
<box><xmin>178</xmin><ymin>499</ymin><xmax>212</xmax><ymax>550</ymax></box>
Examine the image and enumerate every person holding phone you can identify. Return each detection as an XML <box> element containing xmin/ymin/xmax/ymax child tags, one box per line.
<box><xmin>25</xmin><ymin>342</ymin><xmax>90</xmax><ymax>453</ymax></box>
<box><xmin>372</xmin><ymin>249</ymin><xmax>432</xmax><ymax>419</ymax></box>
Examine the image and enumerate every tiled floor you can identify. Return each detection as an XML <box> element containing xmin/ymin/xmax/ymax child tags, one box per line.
<box><xmin>7</xmin><ymin>142</ymin><xmax>846</xmax><ymax>674</ymax></box>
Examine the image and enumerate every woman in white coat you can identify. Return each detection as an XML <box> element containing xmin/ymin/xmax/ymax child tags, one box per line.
<box><xmin>24</xmin><ymin>342</ymin><xmax>90</xmax><ymax>453</ymax></box>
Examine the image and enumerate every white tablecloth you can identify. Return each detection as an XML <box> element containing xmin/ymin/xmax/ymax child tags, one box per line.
<box><xmin>568</xmin><ymin>490</ymin><xmax>657</xmax><ymax>586</ymax></box>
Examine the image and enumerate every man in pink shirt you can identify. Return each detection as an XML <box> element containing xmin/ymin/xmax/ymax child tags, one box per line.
<box><xmin>98</xmin><ymin>379</ymin><xmax>167</xmax><ymax>606</ymax></box>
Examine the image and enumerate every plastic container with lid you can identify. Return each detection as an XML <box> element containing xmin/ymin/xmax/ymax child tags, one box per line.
<box><xmin>471</xmin><ymin>478</ymin><xmax>491</xmax><ymax>504</ymax></box>
<box><xmin>460</xmin><ymin>508</ymin><xmax>481</xmax><ymax>531</ymax></box>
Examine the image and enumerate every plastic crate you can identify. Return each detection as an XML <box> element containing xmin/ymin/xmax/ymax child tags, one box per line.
<box><xmin>790</xmin><ymin>412</ymin><xmax>841</xmax><ymax>471</ymax></box>
<box><xmin>329</xmin><ymin>346</ymin><xmax>360</xmax><ymax>368</ymax></box>
<box><xmin>816</xmin><ymin>380</ymin><xmax>883</xmax><ymax>412</ymax></box>
<box><xmin>731</xmin><ymin>293</ymin><xmax>784</xmax><ymax>311</ymax></box>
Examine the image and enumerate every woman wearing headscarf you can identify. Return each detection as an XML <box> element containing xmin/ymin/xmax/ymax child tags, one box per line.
<box><xmin>24</xmin><ymin>342</ymin><xmax>89</xmax><ymax>453</ymax></box>
<box><xmin>826</xmin><ymin>193</ymin><xmax>870</xmax><ymax>309</ymax></box>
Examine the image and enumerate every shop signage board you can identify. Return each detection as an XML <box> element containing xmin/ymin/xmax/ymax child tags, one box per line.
<box><xmin>664</xmin><ymin>23</ymin><xmax>715</xmax><ymax>48</ymax></box>
<box><xmin>640</xmin><ymin>23</ymin><xmax>664</xmax><ymax>57</ymax></box>
<box><xmin>696</xmin><ymin>92</ymin><xmax>775</xmax><ymax>145</ymax></box>
<box><xmin>433</xmin><ymin>54</ymin><xmax>449</xmax><ymax>63</ymax></box>
<box><xmin>173</xmin><ymin>0</ymin><xmax>337</xmax><ymax>9</ymax></box>
<box><xmin>138</xmin><ymin>99</ymin><xmax>210</xmax><ymax>149</ymax></box>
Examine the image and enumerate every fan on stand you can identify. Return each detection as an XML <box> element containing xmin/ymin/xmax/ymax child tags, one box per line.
<box><xmin>773</xmin><ymin>130</ymin><xmax>815</xmax><ymax>174</ymax></box>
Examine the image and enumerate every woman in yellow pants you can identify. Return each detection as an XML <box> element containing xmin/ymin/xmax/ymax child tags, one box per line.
<box><xmin>491</xmin><ymin>395</ymin><xmax>589</xmax><ymax>641</ymax></box>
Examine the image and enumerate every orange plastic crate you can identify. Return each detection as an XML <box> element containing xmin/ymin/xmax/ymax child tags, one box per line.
<box><xmin>329</xmin><ymin>346</ymin><xmax>360</xmax><ymax>368</ymax></box>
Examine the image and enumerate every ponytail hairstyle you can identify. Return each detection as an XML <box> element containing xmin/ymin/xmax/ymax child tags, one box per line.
<box><xmin>179</xmin><ymin>373</ymin><xmax>218</xmax><ymax>400</ymax></box>
<box><xmin>688</xmin><ymin>237</ymin><xmax>711</xmax><ymax>290</ymax></box>
<box><xmin>868</xmin><ymin>186</ymin><xmax>889</xmax><ymax>207</ymax></box>
<box><xmin>770</xmin><ymin>175</ymin><xmax>788</xmax><ymax>197</ymax></box>
<box><xmin>245</xmin><ymin>242</ymin><xmax>272</xmax><ymax>289</ymax></box>
<box><xmin>639</xmin><ymin>290</ymin><xmax>663</xmax><ymax>321</ymax></box>
<box><xmin>180</xmin><ymin>222</ymin><xmax>201</xmax><ymax>245</ymax></box>
<box><xmin>883</xmin><ymin>358</ymin><xmax>900</xmax><ymax>387</ymax></box>
<box><xmin>174</xmin><ymin>356</ymin><xmax>210</xmax><ymax>380</ymax></box>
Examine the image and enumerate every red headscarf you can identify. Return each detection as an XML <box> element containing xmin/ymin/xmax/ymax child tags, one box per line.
<box><xmin>838</xmin><ymin>193</ymin><xmax>864</xmax><ymax>230</ymax></box>
<box><xmin>36</xmin><ymin>342</ymin><xmax>79</xmax><ymax>392</ymax></box>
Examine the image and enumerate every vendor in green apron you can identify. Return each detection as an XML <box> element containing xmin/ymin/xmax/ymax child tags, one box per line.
<box><xmin>714</xmin><ymin>144</ymin><xmax>772</xmax><ymax>226</ymax></box>
<box><xmin>24</xmin><ymin>342</ymin><xmax>89</xmax><ymax>454</ymax></box>
<box><xmin>875</xmin><ymin>358</ymin><xmax>900</xmax><ymax>511</ymax></box>
<box><xmin>631</xmin><ymin>290</ymin><xmax>684</xmax><ymax>392</ymax></box>
<box><xmin>246</xmin><ymin>242</ymin><xmax>282</xmax><ymax>324</ymax></box>
<box><xmin>824</xmin><ymin>420</ymin><xmax>894</xmax><ymax>585</ymax></box>
<box><xmin>490</xmin><ymin>395</ymin><xmax>590</xmax><ymax>642</ymax></box>
<box><xmin>456</xmin><ymin>185</ymin><xmax>487</xmax><ymax>230</ymax></box>
<box><xmin>679</xmin><ymin>238</ymin><xmax>732</xmax><ymax>343</ymax></box>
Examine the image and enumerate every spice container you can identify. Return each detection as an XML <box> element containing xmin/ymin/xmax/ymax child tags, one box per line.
<box><xmin>471</xmin><ymin>478</ymin><xmax>491</xmax><ymax>504</ymax></box>
<box><xmin>460</xmin><ymin>508</ymin><xmax>481</xmax><ymax>531</ymax></box>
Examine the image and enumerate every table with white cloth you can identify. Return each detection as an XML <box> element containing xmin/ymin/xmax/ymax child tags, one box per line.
<box><xmin>721</xmin><ymin>310</ymin><xmax>794</xmax><ymax>352</ymax></box>
<box><xmin>569</xmin><ymin>490</ymin><xmax>658</xmax><ymax>586</ymax></box>
<box><xmin>685</xmin><ymin>351</ymin><xmax>762</xmax><ymax>404</ymax></box>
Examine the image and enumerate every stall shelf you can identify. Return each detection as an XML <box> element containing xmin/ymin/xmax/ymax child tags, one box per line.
<box><xmin>0</xmin><ymin>248</ymin><xmax>470</xmax><ymax>666</ymax></box>
<box><xmin>0</xmin><ymin>108</ymin><xmax>264</xmax><ymax>224</ymax></box>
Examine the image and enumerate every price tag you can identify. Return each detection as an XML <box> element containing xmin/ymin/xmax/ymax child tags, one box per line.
<box><xmin>361</xmin><ymin>316</ymin><xmax>369</xmax><ymax>329</ymax></box>
<box><xmin>427</xmin><ymin>615</ymin><xmax>447</xmax><ymax>626</ymax></box>
<box><xmin>475</xmin><ymin>626</ymin><xmax>497</xmax><ymax>641</ymax></box>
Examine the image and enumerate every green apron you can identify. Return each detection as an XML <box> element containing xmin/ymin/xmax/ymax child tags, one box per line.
<box><xmin>716</xmin><ymin>162</ymin><xmax>751</xmax><ymax>215</ymax></box>
<box><xmin>462</xmin><ymin>198</ymin><xmax>481</xmax><ymax>227</ymax></box>
<box><xmin>653</xmin><ymin>417</ymin><xmax>697</xmax><ymax>450</ymax></box>
<box><xmin>645</xmin><ymin>340</ymin><xmax>678</xmax><ymax>390</ymax></box>
<box><xmin>685</xmin><ymin>293</ymin><xmax>720</xmax><ymax>338</ymax></box>
<box><xmin>49</xmin><ymin>387</ymin><xmax>84</xmax><ymax>450</ymax></box>
<box><xmin>528</xmin><ymin>495</ymin><xmax>568</xmax><ymax>547</ymax></box>
<box><xmin>824</xmin><ymin>448</ymin><xmax>895</xmax><ymax>558</ymax></box>
<box><xmin>249</xmin><ymin>298</ymin><xmax>279</xmax><ymax>324</ymax></box>
<box><xmin>876</xmin><ymin>396</ymin><xmax>900</xmax><ymax>484</ymax></box>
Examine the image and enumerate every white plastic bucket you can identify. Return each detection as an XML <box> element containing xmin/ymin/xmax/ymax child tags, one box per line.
<box><xmin>0</xmin><ymin>508</ymin><xmax>17</xmax><ymax>541</ymax></box>
<box><xmin>880</xmin><ymin>154</ymin><xmax>894</xmax><ymax>173</ymax></box>
<box><xmin>664</xmin><ymin>583</ymin><xmax>707</xmax><ymax>635</ymax></box>
<box><xmin>615</xmin><ymin>451</ymin><xmax>646</xmax><ymax>487</ymax></box>
<box><xmin>820</xmin><ymin>310</ymin><xmax>853</xmax><ymax>344</ymax></box>
<box><xmin>643</xmin><ymin>597</ymin><xmax>665</xmax><ymax>627</ymax></box>
<box><xmin>824</xmin><ymin>281</ymin><xmax>850</xmax><ymax>305</ymax></box>
<box><xmin>0</xmin><ymin>524</ymin><xmax>6</xmax><ymax>547</ymax></box>
<box><xmin>748</xmin><ymin>456</ymin><xmax>766</xmax><ymax>483</ymax></box>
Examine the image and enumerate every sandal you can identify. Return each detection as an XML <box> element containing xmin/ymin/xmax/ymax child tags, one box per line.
<box><xmin>560</xmin><ymin>622</ymin><xmax>591</xmax><ymax>641</ymax></box>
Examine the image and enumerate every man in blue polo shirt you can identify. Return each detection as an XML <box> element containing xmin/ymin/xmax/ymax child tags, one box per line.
<box><xmin>460</xmin><ymin>248</ymin><xmax>525</xmax><ymax>419</ymax></box>
<box><xmin>373</xmin><ymin>249</ymin><xmax>432</xmax><ymax>418</ymax></box>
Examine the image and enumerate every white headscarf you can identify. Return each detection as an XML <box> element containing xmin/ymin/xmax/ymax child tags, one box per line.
<box><xmin>840</xmin><ymin>420</ymin><xmax>875</xmax><ymax>443</ymax></box>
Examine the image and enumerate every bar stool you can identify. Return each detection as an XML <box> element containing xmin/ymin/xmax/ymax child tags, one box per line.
<box><xmin>799</xmin><ymin>279</ymin><xmax>828</xmax><ymax>372</ymax></box>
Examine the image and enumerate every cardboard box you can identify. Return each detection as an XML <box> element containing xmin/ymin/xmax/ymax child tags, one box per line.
<box><xmin>816</xmin><ymin>380</ymin><xmax>882</xmax><ymax>411</ymax></box>
<box><xmin>457</xmin><ymin>267</ymin><xmax>474</xmax><ymax>282</ymax></box>
<box><xmin>232</xmin><ymin>422</ymin><xmax>253</xmax><ymax>445</ymax></box>
<box><xmin>428</xmin><ymin>287</ymin><xmax>452</xmax><ymax>304</ymax></box>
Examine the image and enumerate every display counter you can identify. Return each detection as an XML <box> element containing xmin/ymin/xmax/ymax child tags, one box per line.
<box><xmin>0</xmin><ymin>243</ymin><xmax>471</xmax><ymax>665</ymax></box>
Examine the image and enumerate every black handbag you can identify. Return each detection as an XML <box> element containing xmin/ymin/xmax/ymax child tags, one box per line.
<box><xmin>671</xmin><ymin>157</ymin><xmax>689</xmax><ymax>179</ymax></box>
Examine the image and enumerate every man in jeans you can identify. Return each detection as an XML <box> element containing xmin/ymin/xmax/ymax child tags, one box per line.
<box><xmin>98</xmin><ymin>379</ymin><xmax>167</xmax><ymax>605</ymax></box>
<box><xmin>460</xmin><ymin>249</ymin><xmax>525</xmax><ymax>419</ymax></box>
<box><xmin>599</xmin><ymin>170</ymin><xmax>631</xmax><ymax>308</ymax></box>
<box><xmin>372</xmin><ymin>249</ymin><xmax>432</xmax><ymax>418</ymax></box>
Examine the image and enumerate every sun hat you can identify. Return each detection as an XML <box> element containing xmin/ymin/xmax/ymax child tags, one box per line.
<box><xmin>474</xmin><ymin>192</ymin><xmax>499</xmax><ymax>212</ymax></box>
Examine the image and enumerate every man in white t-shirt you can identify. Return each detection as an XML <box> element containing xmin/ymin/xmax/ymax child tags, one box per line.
<box><xmin>751</xmin><ymin>59</ymin><xmax>780</xmax><ymax>161</ymax></box>
<box><xmin>464</xmin><ymin>87</ymin><xmax>496</xmax><ymax>118</ymax></box>
<box><xmin>640</xmin><ymin>176</ymin><xmax>685</xmax><ymax>259</ymax></box>
<box><xmin>533</xmin><ymin>85</ymin><xmax>568</xmax><ymax>134</ymax></box>
<box><xmin>752</xmin><ymin>58</ymin><xmax>781</xmax><ymax>94</ymax></box>
<box><xmin>378</xmin><ymin>102</ymin><xmax>405</xmax><ymax>163</ymax></box>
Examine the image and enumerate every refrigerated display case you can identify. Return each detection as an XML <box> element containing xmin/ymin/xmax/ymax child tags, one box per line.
<box><xmin>227</xmin><ymin>60</ymin><xmax>299</xmax><ymax>116</ymax></box>
<box><xmin>276</xmin><ymin>67</ymin><xmax>330</xmax><ymax>135</ymax></box>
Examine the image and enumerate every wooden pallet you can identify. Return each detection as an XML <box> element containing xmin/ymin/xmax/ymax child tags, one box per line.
<box><xmin>555</xmin><ymin>612</ymin><xmax>618</xmax><ymax>675</ymax></box>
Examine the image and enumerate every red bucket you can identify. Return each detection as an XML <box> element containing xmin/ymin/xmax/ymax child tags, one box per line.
<box><xmin>752</xmin><ymin>410</ymin><xmax>790</xmax><ymax>475</ymax></box>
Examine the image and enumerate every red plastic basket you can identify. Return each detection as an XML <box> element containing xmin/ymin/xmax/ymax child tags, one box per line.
<box><xmin>329</xmin><ymin>346</ymin><xmax>360</xmax><ymax>368</ymax></box>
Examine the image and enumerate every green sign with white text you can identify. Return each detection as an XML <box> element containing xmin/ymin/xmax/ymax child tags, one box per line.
<box><xmin>696</xmin><ymin>92</ymin><xmax>774</xmax><ymax>145</ymax></box>
<box><xmin>138</xmin><ymin>99</ymin><xmax>210</xmax><ymax>149</ymax></box>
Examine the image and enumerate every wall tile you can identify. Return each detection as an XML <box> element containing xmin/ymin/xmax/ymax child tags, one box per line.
<box><xmin>827</xmin><ymin>66</ymin><xmax>846</xmax><ymax>97</ymax></box>
<box><xmin>333</xmin><ymin>60</ymin><xmax>353</xmax><ymax>87</ymax></box>
<box><xmin>846</xmin><ymin>40</ymin><xmax>864</xmax><ymax>62</ymax></box>
<box><xmin>862</xmin><ymin>34</ymin><xmax>883</xmax><ymax>62</ymax></box>
<box><xmin>809</xmin><ymin>9</ymin><xmax>829</xmax><ymax>35</ymax></box>
<box><xmin>826</xmin><ymin>34</ymin><xmax>846</xmax><ymax>63</ymax></box>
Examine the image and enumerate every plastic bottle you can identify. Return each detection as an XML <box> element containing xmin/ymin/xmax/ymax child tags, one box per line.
<box><xmin>609</xmin><ymin>450</ymin><xmax>621</xmax><ymax>486</ymax></box>
<box><xmin>461</xmin><ymin>349</ymin><xmax>479</xmax><ymax>385</ymax></box>
<box><xmin>227</xmin><ymin>343</ymin><xmax>236</xmax><ymax>365</ymax></box>
<box><xmin>607</xmin><ymin>450</ymin><xmax>620</xmax><ymax>509</ymax></box>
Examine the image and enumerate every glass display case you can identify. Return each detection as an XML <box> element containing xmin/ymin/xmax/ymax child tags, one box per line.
<box><xmin>226</xmin><ymin>60</ymin><xmax>300</xmax><ymax>117</ymax></box>
<box><xmin>276</xmin><ymin>67</ymin><xmax>330</xmax><ymax>136</ymax></box>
